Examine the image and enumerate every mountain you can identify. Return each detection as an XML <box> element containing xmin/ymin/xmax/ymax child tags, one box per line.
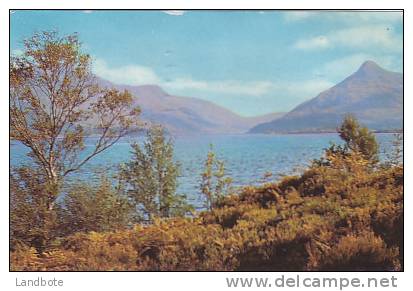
<box><xmin>249</xmin><ymin>61</ymin><xmax>403</xmax><ymax>133</ymax></box>
<box><xmin>97</xmin><ymin>78</ymin><xmax>284</xmax><ymax>135</ymax></box>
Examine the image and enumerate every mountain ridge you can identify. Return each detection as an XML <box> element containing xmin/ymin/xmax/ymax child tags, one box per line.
<box><xmin>249</xmin><ymin>61</ymin><xmax>403</xmax><ymax>134</ymax></box>
<box><xmin>97</xmin><ymin>78</ymin><xmax>285</xmax><ymax>135</ymax></box>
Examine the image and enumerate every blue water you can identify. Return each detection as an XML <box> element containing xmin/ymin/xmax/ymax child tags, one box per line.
<box><xmin>10</xmin><ymin>133</ymin><xmax>398</xmax><ymax>207</ymax></box>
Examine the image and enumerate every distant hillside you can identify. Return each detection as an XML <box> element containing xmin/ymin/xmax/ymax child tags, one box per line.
<box><xmin>249</xmin><ymin>61</ymin><xmax>403</xmax><ymax>133</ymax></box>
<box><xmin>98</xmin><ymin>78</ymin><xmax>284</xmax><ymax>135</ymax></box>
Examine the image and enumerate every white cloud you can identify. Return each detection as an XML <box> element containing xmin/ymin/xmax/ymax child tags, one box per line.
<box><xmin>284</xmin><ymin>11</ymin><xmax>402</xmax><ymax>24</ymax></box>
<box><xmin>163</xmin><ymin>10</ymin><xmax>186</xmax><ymax>16</ymax></box>
<box><xmin>164</xmin><ymin>78</ymin><xmax>333</xmax><ymax>100</ymax></box>
<box><xmin>82</xmin><ymin>10</ymin><xmax>93</xmax><ymax>14</ymax></box>
<box><xmin>93</xmin><ymin>59</ymin><xmax>276</xmax><ymax>96</ymax></box>
<box><xmin>333</xmin><ymin>26</ymin><xmax>401</xmax><ymax>51</ymax></box>
<box><xmin>92</xmin><ymin>59</ymin><xmax>333</xmax><ymax>100</ymax></box>
<box><xmin>293</xmin><ymin>35</ymin><xmax>330</xmax><ymax>50</ymax></box>
<box><xmin>93</xmin><ymin>59</ymin><xmax>161</xmax><ymax>85</ymax></box>
<box><xmin>293</xmin><ymin>25</ymin><xmax>402</xmax><ymax>52</ymax></box>
<box><xmin>163</xmin><ymin>78</ymin><xmax>275</xmax><ymax>96</ymax></box>
<box><xmin>288</xmin><ymin>11</ymin><xmax>402</xmax><ymax>52</ymax></box>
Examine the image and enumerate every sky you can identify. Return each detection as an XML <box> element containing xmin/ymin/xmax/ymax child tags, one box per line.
<box><xmin>10</xmin><ymin>10</ymin><xmax>403</xmax><ymax>116</ymax></box>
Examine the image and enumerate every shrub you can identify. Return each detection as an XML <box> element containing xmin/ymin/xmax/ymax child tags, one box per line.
<box><xmin>308</xmin><ymin>232</ymin><xmax>400</xmax><ymax>271</ymax></box>
<box><xmin>10</xmin><ymin>245</ymin><xmax>42</xmax><ymax>271</ymax></box>
<box><xmin>338</xmin><ymin>114</ymin><xmax>379</xmax><ymax>163</ymax></box>
<box><xmin>200</xmin><ymin>145</ymin><xmax>233</xmax><ymax>210</ymax></box>
<box><xmin>10</xmin><ymin>167</ymin><xmax>60</xmax><ymax>252</ymax></box>
<box><xmin>59</xmin><ymin>177</ymin><xmax>135</xmax><ymax>235</ymax></box>
<box><xmin>119</xmin><ymin>126</ymin><xmax>193</xmax><ymax>221</ymax></box>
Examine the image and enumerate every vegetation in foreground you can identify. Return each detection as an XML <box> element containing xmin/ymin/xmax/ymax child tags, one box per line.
<box><xmin>11</xmin><ymin>150</ymin><xmax>403</xmax><ymax>271</ymax></box>
<box><xmin>10</xmin><ymin>32</ymin><xmax>403</xmax><ymax>271</ymax></box>
<box><xmin>11</xmin><ymin>117</ymin><xmax>403</xmax><ymax>271</ymax></box>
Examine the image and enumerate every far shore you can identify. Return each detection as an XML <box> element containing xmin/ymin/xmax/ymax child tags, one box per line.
<box><xmin>246</xmin><ymin>129</ymin><xmax>403</xmax><ymax>135</ymax></box>
<box><xmin>9</xmin><ymin>129</ymin><xmax>403</xmax><ymax>144</ymax></box>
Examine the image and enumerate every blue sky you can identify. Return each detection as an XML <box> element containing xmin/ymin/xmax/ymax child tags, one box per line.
<box><xmin>10</xmin><ymin>10</ymin><xmax>403</xmax><ymax>116</ymax></box>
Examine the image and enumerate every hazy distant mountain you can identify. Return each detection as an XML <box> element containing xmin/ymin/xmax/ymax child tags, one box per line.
<box><xmin>249</xmin><ymin>61</ymin><xmax>403</xmax><ymax>133</ymax></box>
<box><xmin>98</xmin><ymin>78</ymin><xmax>284</xmax><ymax>135</ymax></box>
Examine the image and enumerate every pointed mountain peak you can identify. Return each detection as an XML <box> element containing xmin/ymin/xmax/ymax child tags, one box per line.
<box><xmin>357</xmin><ymin>60</ymin><xmax>385</xmax><ymax>74</ymax></box>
